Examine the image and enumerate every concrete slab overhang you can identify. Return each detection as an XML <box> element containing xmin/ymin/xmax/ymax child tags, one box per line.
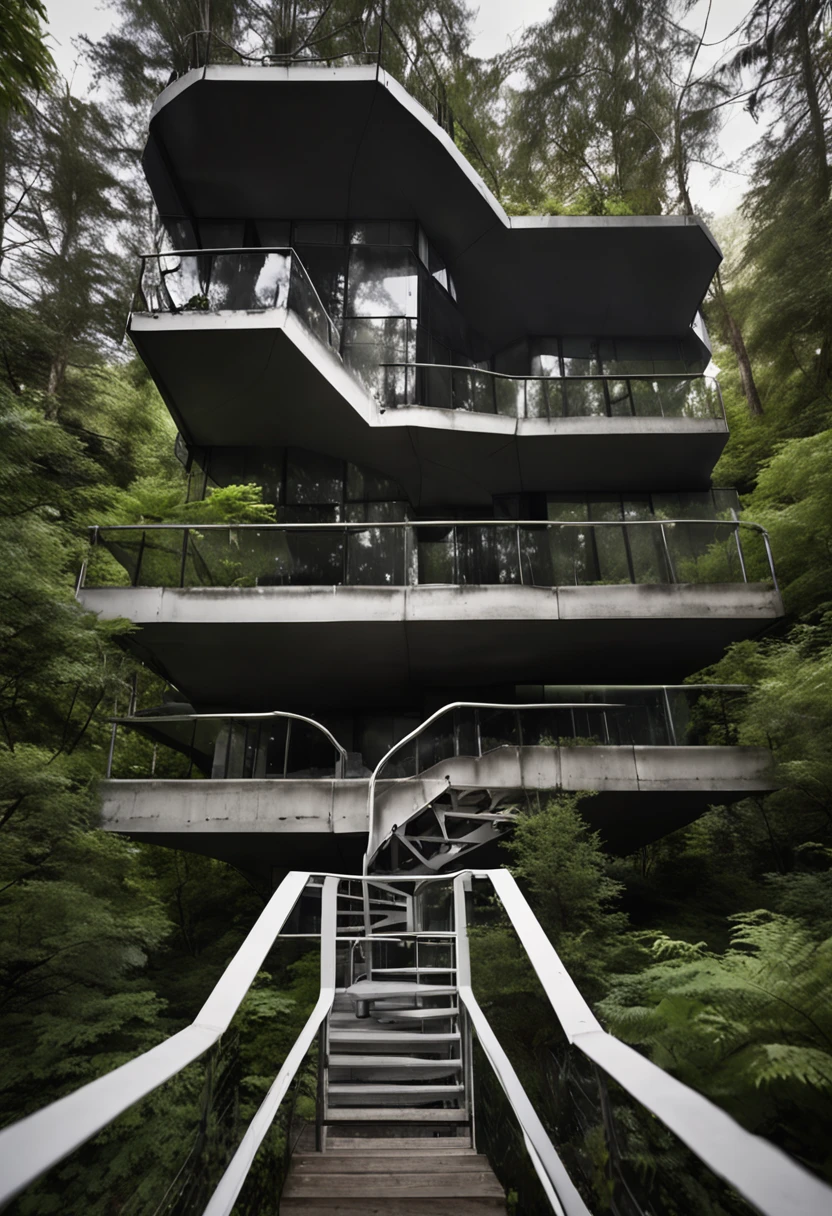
<box><xmin>98</xmin><ymin>744</ymin><xmax>775</xmax><ymax>877</ymax></box>
<box><xmin>78</xmin><ymin>583</ymin><xmax>784</xmax><ymax>710</ymax></box>
<box><xmin>129</xmin><ymin>309</ymin><xmax>729</xmax><ymax>504</ymax></box>
<box><xmin>143</xmin><ymin>65</ymin><xmax>721</xmax><ymax>346</ymax></box>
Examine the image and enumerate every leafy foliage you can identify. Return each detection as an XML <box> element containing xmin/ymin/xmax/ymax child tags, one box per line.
<box><xmin>600</xmin><ymin>912</ymin><xmax>832</xmax><ymax>1176</ymax></box>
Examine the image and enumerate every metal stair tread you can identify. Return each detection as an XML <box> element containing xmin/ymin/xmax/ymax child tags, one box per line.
<box><xmin>346</xmin><ymin>980</ymin><xmax>457</xmax><ymax>998</ymax></box>
<box><xmin>329</xmin><ymin>1030</ymin><xmax>459</xmax><ymax>1043</ymax></box>
<box><xmin>324</xmin><ymin>1107</ymin><xmax>469</xmax><ymax>1123</ymax></box>
<box><xmin>325</xmin><ymin>1089</ymin><xmax>467</xmax><ymax>1099</ymax></box>
<box><xmin>373</xmin><ymin>1007</ymin><xmax>459</xmax><ymax>1021</ymax></box>
<box><xmin>371</xmin><ymin>967</ymin><xmax>456</xmax><ymax>975</ymax></box>
<box><xmin>293</xmin><ymin>1155</ymin><xmax>491</xmax><ymax>1173</ymax></box>
<box><xmin>327</xmin><ymin>1055</ymin><xmax>462</xmax><ymax>1070</ymax></box>
<box><xmin>282</xmin><ymin>1175</ymin><xmax>504</xmax><ymax>1199</ymax></box>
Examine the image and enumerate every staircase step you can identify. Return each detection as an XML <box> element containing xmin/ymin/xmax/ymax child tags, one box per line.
<box><xmin>293</xmin><ymin>1155</ymin><xmax>490</xmax><ymax>1173</ymax></box>
<box><xmin>282</xmin><ymin>1173</ymin><xmax>502</xmax><ymax>1199</ymax></box>
<box><xmin>280</xmin><ymin>1200</ymin><xmax>505</xmax><ymax>1214</ymax></box>
<box><xmin>373</xmin><ymin>1007</ymin><xmax>459</xmax><ymax>1022</ymax></box>
<box><xmin>371</xmin><ymin>968</ymin><xmax>456</xmax><ymax>975</ymax></box>
<box><xmin>328</xmin><ymin>1058</ymin><xmax>462</xmax><ymax>1082</ymax></box>
<box><xmin>324</xmin><ymin>1138</ymin><xmax>472</xmax><ymax>1151</ymax></box>
<box><xmin>327</xmin><ymin>1083</ymin><xmax>464</xmax><ymax>1101</ymax></box>
<box><xmin>347</xmin><ymin>981</ymin><xmax>457</xmax><ymax>999</ymax></box>
<box><xmin>329</xmin><ymin>1031</ymin><xmax>459</xmax><ymax>1045</ymax></box>
<box><xmin>324</xmin><ymin>1107</ymin><xmax>468</xmax><ymax>1123</ymax></box>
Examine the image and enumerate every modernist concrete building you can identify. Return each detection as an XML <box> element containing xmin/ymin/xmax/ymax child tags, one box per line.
<box><xmin>77</xmin><ymin>58</ymin><xmax>782</xmax><ymax>884</ymax></box>
<box><xmin>12</xmin><ymin>33</ymin><xmax>832</xmax><ymax>1216</ymax></box>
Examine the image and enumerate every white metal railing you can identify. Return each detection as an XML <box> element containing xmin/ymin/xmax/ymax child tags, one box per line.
<box><xmin>1</xmin><ymin>869</ymin><xmax>828</xmax><ymax>1216</ymax></box>
<box><xmin>363</xmin><ymin>701</ymin><xmax>623</xmax><ymax>872</ymax></box>
<box><xmin>484</xmin><ymin>868</ymin><xmax>832</xmax><ymax>1216</ymax></box>
<box><xmin>0</xmin><ymin>871</ymin><xmax>311</xmax><ymax>1208</ymax></box>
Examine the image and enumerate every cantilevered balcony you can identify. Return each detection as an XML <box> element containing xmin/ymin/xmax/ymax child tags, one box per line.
<box><xmin>98</xmin><ymin>691</ymin><xmax>775</xmax><ymax>877</ymax></box>
<box><xmin>130</xmin><ymin>249</ymin><xmax>728</xmax><ymax>503</ymax></box>
<box><xmin>78</xmin><ymin>520</ymin><xmax>783</xmax><ymax>707</ymax></box>
<box><xmin>143</xmin><ymin>62</ymin><xmax>721</xmax><ymax>348</ymax></box>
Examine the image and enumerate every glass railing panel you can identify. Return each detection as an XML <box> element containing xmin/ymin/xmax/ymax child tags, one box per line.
<box><xmin>207</xmin><ymin>250</ymin><xmax>290</xmax><ymax>310</ymax></box>
<box><xmin>451</xmin><ymin>368</ymin><xmax>496</xmax><ymax>413</ymax></box>
<box><xmin>416</xmin><ymin>524</ymin><xmax>456</xmax><ymax>583</ymax></box>
<box><xmin>563</xmin><ymin>377</ymin><xmax>608</xmax><ymax>417</ymax></box>
<box><xmin>627</xmin><ymin>522</ymin><xmax>673</xmax><ymax>584</ymax></box>
<box><xmin>345</xmin><ymin>525</ymin><xmax>405</xmax><ymax>585</ymax></box>
<box><xmin>423</xmin><ymin>363</ymin><xmax>453</xmax><ymax>409</ymax></box>
<box><xmin>290</xmin><ymin>256</ymin><xmax>335</xmax><ymax>346</ymax></box>
<box><xmin>478</xmin><ymin>707</ymin><xmax>520</xmax><ymax>754</ymax></box>
<box><xmin>135</xmin><ymin>529</ymin><xmax>187</xmax><ymax>587</ymax></box>
<box><xmin>493</xmin><ymin>376</ymin><xmax>525</xmax><ymax>417</ymax></box>
<box><xmin>530</xmin><ymin>378</ymin><xmax>564</xmax><ymax>419</ymax></box>
<box><xmin>456</xmin><ymin>525</ymin><xmax>522</xmax><ymax>585</ymax></box>
<box><xmin>663</xmin><ymin>521</ymin><xmax>743</xmax><ymax>584</ymax></box>
<box><xmin>136</xmin><ymin>250</ymin><xmax>339</xmax><ymax>348</ymax></box>
<box><xmin>416</xmin><ymin>718</ymin><xmax>456</xmax><ymax>771</ymax></box>
<box><xmin>85</xmin><ymin>523</ymin><xmax>773</xmax><ymax>592</ymax></box>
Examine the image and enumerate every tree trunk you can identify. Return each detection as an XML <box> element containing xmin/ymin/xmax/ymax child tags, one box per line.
<box><xmin>710</xmin><ymin>270</ymin><xmax>764</xmax><ymax>418</ymax></box>
<box><xmin>796</xmin><ymin>0</ymin><xmax>830</xmax><ymax>206</ymax></box>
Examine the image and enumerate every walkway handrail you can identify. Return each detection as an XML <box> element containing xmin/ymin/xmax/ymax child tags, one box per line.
<box><xmin>0</xmin><ymin>871</ymin><xmax>310</xmax><ymax>1209</ymax></box>
<box><xmin>485</xmin><ymin>868</ymin><xmax>832</xmax><ymax>1216</ymax></box>
<box><xmin>453</xmin><ymin>876</ymin><xmax>591</xmax><ymax>1216</ymax></box>
<box><xmin>112</xmin><ymin>709</ymin><xmax>349</xmax><ymax>779</ymax></box>
<box><xmin>201</xmin><ymin>876</ymin><xmax>339</xmax><ymax>1216</ymax></box>
<box><xmin>1</xmin><ymin>869</ymin><xmax>829</xmax><ymax>1216</ymax></box>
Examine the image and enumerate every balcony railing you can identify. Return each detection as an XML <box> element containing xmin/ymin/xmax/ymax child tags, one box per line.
<box><xmin>133</xmin><ymin>249</ymin><xmax>341</xmax><ymax>350</ymax></box>
<box><xmin>106</xmin><ymin>710</ymin><xmax>349</xmax><ymax>781</ymax></box>
<box><xmin>106</xmin><ymin>687</ymin><xmax>754</xmax><ymax>784</ymax></box>
<box><xmin>177</xmin><ymin>5</ymin><xmax>457</xmax><ymax>140</ymax></box>
<box><xmin>80</xmin><ymin>520</ymin><xmax>778</xmax><ymax>594</ymax></box>
<box><xmin>377</xmin><ymin>363</ymin><xmax>726</xmax><ymax>422</ymax></box>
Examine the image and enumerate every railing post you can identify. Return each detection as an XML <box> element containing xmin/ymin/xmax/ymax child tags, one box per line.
<box><xmin>761</xmin><ymin>527</ymin><xmax>780</xmax><ymax>596</ymax></box>
<box><xmin>662</xmin><ymin>686</ymin><xmax>677</xmax><ymax>747</ymax></box>
<box><xmin>134</xmin><ymin>530</ymin><xmax>146</xmax><ymax>588</ymax></box>
<box><xmin>734</xmin><ymin>522</ymin><xmax>748</xmax><ymax>583</ymax></box>
<box><xmin>179</xmin><ymin>528</ymin><xmax>189</xmax><ymax>588</ymax></box>
<box><xmin>659</xmin><ymin>523</ymin><xmax>676</xmax><ymax>584</ymax></box>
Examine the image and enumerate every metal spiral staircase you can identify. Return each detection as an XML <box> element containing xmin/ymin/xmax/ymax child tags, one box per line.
<box><xmin>1</xmin><ymin>710</ymin><xmax>830</xmax><ymax>1215</ymax></box>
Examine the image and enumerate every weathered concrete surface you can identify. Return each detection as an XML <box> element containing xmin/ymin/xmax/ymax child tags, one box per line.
<box><xmin>99</xmin><ymin>744</ymin><xmax>775</xmax><ymax>876</ymax></box>
<box><xmin>143</xmin><ymin>66</ymin><xmax>719</xmax><ymax>347</ymax></box>
<box><xmin>79</xmin><ymin>584</ymin><xmax>784</xmax><ymax>710</ymax></box>
<box><xmin>131</xmin><ymin>307</ymin><xmax>726</xmax><ymax>501</ymax></box>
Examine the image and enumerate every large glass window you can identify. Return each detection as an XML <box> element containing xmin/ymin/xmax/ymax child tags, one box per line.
<box><xmin>346</xmin><ymin>247</ymin><xmax>419</xmax><ymax>318</ymax></box>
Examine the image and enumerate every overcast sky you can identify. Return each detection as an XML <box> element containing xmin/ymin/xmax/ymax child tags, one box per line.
<box><xmin>43</xmin><ymin>0</ymin><xmax>760</xmax><ymax>217</ymax></box>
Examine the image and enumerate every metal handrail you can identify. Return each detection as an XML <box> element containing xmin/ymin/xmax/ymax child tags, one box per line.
<box><xmin>453</xmin><ymin>876</ymin><xmax>590</xmax><ymax>1216</ymax></box>
<box><xmin>134</xmin><ymin>247</ymin><xmax>341</xmax><ymax>348</ymax></box>
<box><xmin>1</xmin><ymin>869</ymin><xmax>829</xmax><ymax>1216</ymax></box>
<box><xmin>364</xmin><ymin>701</ymin><xmax>623</xmax><ymax>873</ymax></box>
<box><xmin>85</xmin><ymin>518</ymin><xmax>771</xmax><ymax>532</ymax></box>
<box><xmin>201</xmin><ymin>876</ymin><xmax>338</xmax><ymax>1216</ymax></box>
<box><xmin>484</xmin><ymin>868</ymin><xmax>831</xmax><ymax>1216</ymax></box>
<box><xmin>82</xmin><ymin>518</ymin><xmax>780</xmax><ymax>599</ymax></box>
<box><xmin>178</xmin><ymin>6</ymin><xmax>456</xmax><ymax>140</ymax></box>
<box><xmin>376</xmin><ymin>362</ymin><xmax>726</xmax><ymax>422</ymax></box>
<box><xmin>110</xmin><ymin>709</ymin><xmax>349</xmax><ymax>780</ymax></box>
<box><xmin>0</xmin><ymin>870</ymin><xmax>311</xmax><ymax>1208</ymax></box>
